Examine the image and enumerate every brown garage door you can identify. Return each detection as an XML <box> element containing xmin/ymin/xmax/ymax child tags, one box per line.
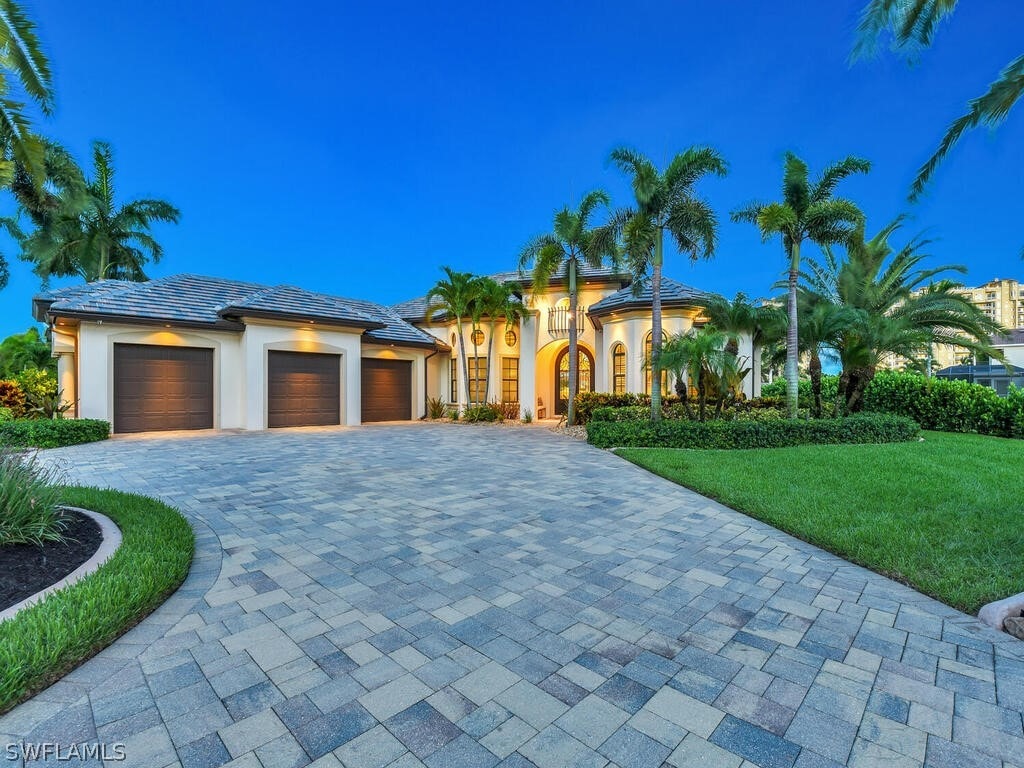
<box><xmin>113</xmin><ymin>344</ymin><xmax>214</xmax><ymax>433</ymax></box>
<box><xmin>361</xmin><ymin>358</ymin><xmax>412</xmax><ymax>422</ymax></box>
<box><xmin>267</xmin><ymin>351</ymin><xmax>341</xmax><ymax>428</ymax></box>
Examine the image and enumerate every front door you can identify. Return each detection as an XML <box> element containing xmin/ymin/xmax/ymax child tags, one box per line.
<box><xmin>555</xmin><ymin>346</ymin><xmax>594</xmax><ymax>415</ymax></box>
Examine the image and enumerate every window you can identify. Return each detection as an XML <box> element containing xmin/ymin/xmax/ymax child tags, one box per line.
<box><xmin>505</xmin><ymin>329</ymin><xmax>517</xmax><ymax>347</ymax></box>
<box><xmin>471</xmin><ymin>329</ymin><xmax>484</xmax><ymax>346</ymax></box>
<box><xmin>469</xmin><ymin>356</ymin><xmax>487</xmax><ymax>403</ymax></box>
<box><xmin>611</xmin><ymin>343</ymin><xmax>627</xmax><ymax>395</ymax></box>
<box><xmin>450</xmin><ymin>357</ymin><xmax>458</xmax><ymax>402</ymax></box>
<box><xmin>644</xmin><ymin>331</ymin><xmax>669</xmax><ymax>394</ymax></box>
<box><xmin>502</xmin><ymin>358</ymin><xmax>519</xmax><ymax>404</ymax></box>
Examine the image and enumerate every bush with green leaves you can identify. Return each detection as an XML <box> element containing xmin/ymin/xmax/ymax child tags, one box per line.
<box><xmin>0</xmin><ymin>419</ymin><xmax>110</xmax><ymax>448</ymax></box>
<box><xmin>587</xmin><ymin>412</ymin><xmax>919</xmax><ymax>450</ymax></box>
<box><xmin>463</xmin><ymin>403</ymin><xmax>501</xmax><ymax>422</ymax></box>
<box><xmin>521</xmin><ymin>408</ymin><xmax>533</xmax><ymax>424</ymax></box>
<box><xmin>0</xmin><ymin>450</ymin><xmax>65</xmax><ymax>545</ymax></box>
<box><xmin>573</xmin><ymin>392</ymin><xmax>687</xmax><ymax>424</ymax></box>
<box><xmin>15</xmin><ymin>368</ymin><xmax>57</xmax><ymax>414</ymax></box>
<box><xmin>762</xmin><ymin>376</ymin><xmax>839</xmax><ymax>406</ymax></box>
<box><xmin>0</xmin><ymin>380</ymin><xmax>26</xmax><ymax>418</ymax></box>
<box><xmin>0</xmin><ymin>407</ymin><xmax>12</xmax><ymax>424</ymax></box>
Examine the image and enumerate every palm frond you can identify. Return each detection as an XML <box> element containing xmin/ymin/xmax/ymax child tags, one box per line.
<box><xmin>0</xmin><ymin>0</ymin><xmax>53</xmax><ymax>113</ymax></box>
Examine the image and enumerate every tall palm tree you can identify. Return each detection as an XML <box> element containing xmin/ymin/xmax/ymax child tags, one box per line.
<box><xmin>609</xmin><ymin>147</ymin><xmax>728</xmax><ymax>421</ymax></box>
<box><xmin>425</xmin><ymin>267</ymin><xmax>478</xmax><ymax>408</ymax></box>
<box><xmin>21</xmin><ymin>141</ymin><xmax>180</xmax><ymax>283</ymax></box>
<box><xmin>0</xmin><ymin>0</ymin><xmax>55</xmax><ymax>289</ymax></box>
<box><xmin>519</xmin><ymin>189</ymin><xmax>618</xmax><ymax>426</ymax></box>
<box><xmin>731</xmin><ymin>153</ymin><xmax>869</xmax><ymax>418</ymax></box>
<box><xmin>854</xmin><ymin>0</ymin><xmax>1021</xmax><ymax>200</ymax></box>
<box><xmin>475</xmin><ymin>278</ymin><xmax>526</xmax><ymax>403</ymax></box>
<box><xmin>803</xmin><ymin>219</ymin><xmax>1004</xmax><ymax>412</ymax></box>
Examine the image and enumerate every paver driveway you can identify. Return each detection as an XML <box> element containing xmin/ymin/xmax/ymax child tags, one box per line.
<box><xmin>2</xmin><ymin>425</ymin><xmax>1023</xmax><ymax>768</ymax></box>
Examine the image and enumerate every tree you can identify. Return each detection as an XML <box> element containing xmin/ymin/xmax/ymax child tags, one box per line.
<box><xmin>473</xmin><ymin>278</ymin><xmax>526</xmax><ymax>404</ymax></box>
<box><xmin>425</xmin><ymin>267</ymin><xmax>478</xmax><ymax>408</ymax></box>
<box><xmin>854</xmin><ymin>0</ymin><xmax>1022</xmax><ymax>200</ymax></box>
<box><xmin>519</xmin><ymin>190</ymin><xmax>617</xmax><ymax>425</ymax></box>
<box><xmin>0</xmin><ymin>326</ymin><xmax>52</xmax><ymax>378</ymax></box>
<box><xmin>658</xmin><ymin>326</ymin><xmax>729</xmax><ymax>422</ymax></box>
<box><xmin>795</xmin><ymin>295</ymin><xmax>855</xmax><ymax>417</ymax></box>
<box><xmin>609</xmin><ymin>147</ymin><xmax>728</xmax><ymax>422</ymax></box>
<box><xmin>802</xmin><ymin>218</ymin><xmax>1003</xmax><ymax>412</ymax></box>
<box><xmin>732</xmin><ymin>153</ymin><xmax>869</xmax><ymax>418</ymax></box>
<box><xmin>21</xmin><ymin>141</ymin><xmax>180</xmax><ymax>283</ymax></box>
<box><xmin>0</xmin><ymin>0</ymin><xmax>55</xmax><ymax>289</ymax></box>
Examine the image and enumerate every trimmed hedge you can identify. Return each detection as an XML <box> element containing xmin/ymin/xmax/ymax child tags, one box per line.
<box><xmin>587</xmin><ymin>413</ymin><xmax>920</xmax><ymax>450</ymax></box>
<box><xmin>0</xmin><ymin>419</ymin><xmax>111</xmax><ymax>448</ymax></box>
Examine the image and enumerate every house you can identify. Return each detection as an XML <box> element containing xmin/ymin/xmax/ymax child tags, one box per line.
<box><xmin>33</xmin><ymin>267</ymin><xmax>760</xmax><ymax>433</ymax></box>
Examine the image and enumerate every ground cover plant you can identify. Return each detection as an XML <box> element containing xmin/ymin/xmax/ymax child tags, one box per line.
<box><xmin>0</xmin><ymin>450</ymin><xmax>64</xmax><ymax>545</ymax></box>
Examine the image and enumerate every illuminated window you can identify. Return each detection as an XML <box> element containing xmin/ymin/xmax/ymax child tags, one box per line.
<box><xmin>469</xmin><ymin>356</ymin><xmax>487</xmax><ymax>403</ymax></box>
<box><xmin>505</xmin><ymin>329</ymin><xmax>517</xmax><ymax>347</ymax></box>
<box><xmin>502</xmin><ymin>358</ymin><xmax>519</xmax><ymax>404</ymax></box>
<box><xmin>471</xmin><ymin>329</ymin><xmax>484</xmax><ymax>346</ymax></box>
<box><xmin>450</xmin><ymin>357</ymin><xmax>458</xmax><ymax>402</ymax></box>
<box><xmin>644</xmin><ymin>331</ymin><xmax>668</xmax><ymax>394</ymax></box>
<box><xmin>612</xmin><ymin>343</ymin><xmax>627</xmax><ymax>395</ymax></box>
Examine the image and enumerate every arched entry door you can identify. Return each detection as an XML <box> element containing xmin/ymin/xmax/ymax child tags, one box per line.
<box><xmin>555</xmin><ymin>346</ymin><xmax>595</xmax><ymax>415</ymax></box>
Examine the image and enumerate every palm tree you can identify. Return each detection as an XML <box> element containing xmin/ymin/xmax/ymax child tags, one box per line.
<box><xmin>0</xmin><ymin>0</ymin><xmax>55</xmax><ymax>289</ymax></box>
<box><xmin>609</xmin><ymin>147</ymin><xmax>728</xmax><ymax>421</ymax></box>
<box><xmin>425</xmin><ymin>267</ymin><xmax>478</xmax><ymax>408</ymax></box>
<box><xmin>658</xmin><ymin>326</ymin><xmax>729</xmax><ymax>422</ymax></box>
<box><xmin>854</xmin><ymin>0</ymin><xmax>1022</xmax><ymax>200</ymax></box>
<box><xmin>731</xmin><ymin>153</ymin><xmax>869</xmax><ymax>418</ymax></box>
<box><xmin>21</xmin><ymin>141</ymin><xmax>180</xmax><ymax>283</ymax></box>
<box><xmin>795</xmin><ymin>295</ymin><xmax>856</xmax><ymax>417</ymax></box>
<box><xmin>474</xmin><ymin>278</ymin><xmax>526</xmax><ymax>403</ymax></box>
<box><xmin>803</xmin><ymin>219</ymin><xmax>1004</xmax><ymax>412</ymax></box>
<box><xmin>519</xmin><ymin>190</ymin><xmax>618</xmax><ymax>426</ymax></box>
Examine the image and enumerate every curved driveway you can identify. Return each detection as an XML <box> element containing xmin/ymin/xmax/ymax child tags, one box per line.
<box><xmin>2</xmin><ymin>424</ymin><xmax>1023</xmax><ymax>768</ymax></box>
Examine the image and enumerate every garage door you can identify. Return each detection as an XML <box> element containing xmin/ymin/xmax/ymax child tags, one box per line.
<box><xmin>361</xmin><ymin>358</ymin><xmax>412</xmax><ymax>422</ymax></box>
<box><xmin>113</xmin><ymin>344</ymin><xmax>214</xmax><ymax>433</ymax></box>
<box><xmin>267</xmin><ymin>351</ymin><xmax>341</xmax><ymax>428</ymax></box>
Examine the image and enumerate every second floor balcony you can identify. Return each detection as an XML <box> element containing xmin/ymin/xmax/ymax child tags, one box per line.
<box><xmin>547</xmin><ymin>306</ymin><xmax>587</xmax><ymax>338</ymax></box>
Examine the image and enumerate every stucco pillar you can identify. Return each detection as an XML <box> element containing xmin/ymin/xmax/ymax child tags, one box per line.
<box><xmin>56</xmin><ymin>352</ymin><xmax>76</xmax><ymax>418</ymax></box>
<box><xmin>593</xmin><ymin>329</ymin><xmax>606</xmax><ymax>391</ymax></box>
<box><xmin>519</xmin><ymin>314</ymin><xmax>537</xmax><ymax>419</ymax></box>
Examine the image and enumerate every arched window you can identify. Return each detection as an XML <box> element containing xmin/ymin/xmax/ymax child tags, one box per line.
<box><xmin>611</xmin><ymin>343</ymin><xmax>627</xmax><ymax>395</ymax></box>
<box><xmin>644</xmin><ymin>330</ymin><xmax>669</xmax><ymax>394</ymax></box>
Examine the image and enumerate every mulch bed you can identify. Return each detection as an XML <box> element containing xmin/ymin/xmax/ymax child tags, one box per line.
<box><xmin>0</xmin><ymin>510</ymin><xmax>103</xmax><ymax>611</ymax></box>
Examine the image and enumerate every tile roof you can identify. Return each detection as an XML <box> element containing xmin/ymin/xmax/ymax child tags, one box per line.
<box><xmin>588</xmin><ymin>276</ymin><xmax>708</xmax><ymax>316</ymax></box>
<box><xmin>994</xmin><ymin>328</ymin><xmax>1024</xmax><ymax>345</ymax></box>
<box><xmin>36</xmin><ymin>274</ymin><xmax>446</xmax><ymax>349</ymax></box>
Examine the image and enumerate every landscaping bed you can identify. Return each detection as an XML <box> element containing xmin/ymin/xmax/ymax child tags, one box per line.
<box><xmin>618</xmin><ymin>431</ymin><xmax>1024</xmax><ymax>613</ymax></box>
<box><xmin>0</xmin><ymin>509</ymin><xmax>102</xmax><ymax>610</ymax></box>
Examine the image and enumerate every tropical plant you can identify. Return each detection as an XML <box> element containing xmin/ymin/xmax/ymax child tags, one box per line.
<box><xmin>519</xmin><ymin>190</ymin><xmax>618</xmax><ymax>426</ymax></box>
<box><xmin>732</xmin><ymin>152</ymin><xmax>870</xmax><ymax>418</ymax></box>
<box><xmin>0</xmin><ymin>449</ymin><xmax>64</xmax><ymax>545</ymax></box>
<box><xmin>21</xmin><ymin>141</ymin><xmax>180</xmax><ymax>283</ymax></box>
<box><xmin>0</xmin><ymin>379</ymin><xmax>24</xmax><ymax>417</ymax></box>
<box><xmin>658</xmin><ymin>326</ymin><xmax>729</xmax><ymax>422</ymax></box>
<box><xmin>802</xmin><ymin>219</ymin><xmax>1004</xmax><ymax>412</ymax></box>
<box><xmin>425</xmin><ymin>267</ymin><xmax>479</xmax><ymax>407</ymax></box>
<box><xmin>609</xmin><ymin>147</ymin><xmax>728</xmax><ymax>421</ymax></box>
<box><xmin>699</xmin><ymin>292</ymin><xmax>780</xmax><ymax>357</ymax></box>
<box><xmin>854</xmin><ymin>0</ymin><xmax>1023</xmax><ymax>200</ymax></box>
<box><xmin>793</xmin><ymin>296</ymin><xmax>856</xmax><ymax>417</ymax></box>
<box><xmin>0</xmin><ymin>326</ymin><xmax>52</xmax><ymax>378</ymax></box>
<box><xmin>426</xmin><ymin>397</ymin><xmax>447</xmax><ymax>420</ymax></box>
<box><xmin>473</xmin><ymin>278</ymin><xmax>526</xmax><ymax>403</ymax></box>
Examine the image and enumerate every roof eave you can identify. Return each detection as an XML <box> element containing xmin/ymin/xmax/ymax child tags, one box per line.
<box><xmin>220</xmin><ymin>308</ymin><xmax>386</xmax><ymax>331</ymax></box>
<box><xmin>43</xmin><ymin>309</ymin><xmax>247</xmax><ymax>332</ymax></box>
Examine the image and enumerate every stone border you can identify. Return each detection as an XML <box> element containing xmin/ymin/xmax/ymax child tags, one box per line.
<box><xmin>0</xmin><ymin>506</ymin><xmax>123</xmax><ymax>623</ymax></box>
<box><xmin>978</xmin><ymin>591</ymin><xmax>1024</xmax><ymax>636</ymax></box>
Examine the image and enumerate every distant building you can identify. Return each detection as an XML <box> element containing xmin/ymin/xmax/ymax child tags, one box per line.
<box><xmin>935</xmin><ymin>362</ymin><xmax>1024</xmax><ymax>396</ymax></box>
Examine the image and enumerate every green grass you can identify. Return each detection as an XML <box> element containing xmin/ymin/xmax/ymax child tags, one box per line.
<box><xmin>618</xmin><ymin>431</ymin><xmax>1024</xmax><ymax>615</ymax></box>
<box><xmin>0</xmin><ymin>487</ymin><xmax>193</xmax><ymax>714</ymax></box>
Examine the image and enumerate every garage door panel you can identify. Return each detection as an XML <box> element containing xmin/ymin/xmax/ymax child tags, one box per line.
<box><xmin>267</xmin><ymin>351</ymin><xmax>341</xmax><ymax>428</ymax></box>
<box><xmin>113</xmin><ymin>344</ymin><xmax>214</xmax><ymax>433</ymax></box>
<box><xmin>361</xmin><ymin>359</ymin><xmax>412</xmax><ymax>422</ymax></box>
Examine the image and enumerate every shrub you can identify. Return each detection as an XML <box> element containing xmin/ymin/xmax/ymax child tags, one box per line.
<box><xmin>521</xmin><ymin>408</ymin><xmax>533</xmax><ymax>424</ymax></box>
<box><xmin>497</xmin><ymin>401</ymin><xmax>520</xmax><ymax>421</ymax></box>
<box><xmin>0</xmin><ymin>419</ymin><xmax>110</xmax><ymax>449</ymax></box>
<box><xmin>463</xmin><ymin>403</ymin><xmax>501</xmax><ymax>422</ymax></box>
<box><xmin>762</xmin><ymin>376</ymin><xmax>840</xmax><ymax>406</ymax></box>
<box><xmin>0</xmin><ymin>450</ymin><xmax>65</xmax><ymax>545</ymax></box>
<box><xmin>0</xmin><ymin>380</ymin><xmax>26</xmax><ymax>418</ymax></box>
<box><xmin>427</xmin><ymin>397</ymin><xmax>447</xmax><ymax>420</ymax></box>
<box><xmin>0</xmin><ymin>407</ymin><xmax>12</xmax><ymax>424</ymax></box>
<box><xmin>587</xmin><ymin>413</ymin><xmax>919</xmax><ymax>450</ymax></box>
<box><xmin>14</xmin><ymin>369</ymin><xmax>57</xmax><ymax>419</ymax></box>
<box><xmin>573</xmin><ymin>392</ymin><xmax>683</xmax><ymax>424</ymax></box>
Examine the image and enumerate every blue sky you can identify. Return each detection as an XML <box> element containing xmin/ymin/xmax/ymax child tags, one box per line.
<box><xmin>1</xmin><ymin>1</ymin><xmax>1022</xmax><ymax>337</ymax></box>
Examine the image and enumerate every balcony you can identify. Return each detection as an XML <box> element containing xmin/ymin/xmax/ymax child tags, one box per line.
<box><xmin>547</xmin><ymin>306</ymin><xmax>586</xmax><ymax>338</ymax></box>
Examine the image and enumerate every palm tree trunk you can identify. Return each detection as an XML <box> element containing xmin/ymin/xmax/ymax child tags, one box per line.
<box><xmin>567</xmin><ymin>258</ymin><xmax>579</xmax><ymax>426</ymax></box>
<box><xmin>809</xmin><ymin>348</ymin><xmax>822</xmax><ymax>419</ymax></box>
<box><xmin>484</xmin><ymin>318</ymin><xmax>496</xmax><ymax>403</ymax></box>
<box><xmin>847</xmin><ymin>365</ymin><xmax>876</xmax><ymax>413</ymax></box>
<box><xmin>651</xmin><ymin>230</ymin><xmax>664</xmax><ymax>422</ymax></box>
<box><xmin>471</xmin><ymin>322</ymin><xmax>480</xmax><ymax>405</ymax></box>
<box><xmin>785</xmin><ymin>241</ymin><xmax>801</xmax><ymax>419</ymax></box>
<box><xmin>457</xmin><ymin>319</ymin><xmax>472</xmax><ymax>408</ymax></box>
<box><xmin>836</xmin><ymin>366</ymin><xmax>850</xmax><ymax>417</ymax></box>
<box><xmin>698</xmin><ymin>368</ymin><xmax>706</xmax><ymax>422</ymax></box>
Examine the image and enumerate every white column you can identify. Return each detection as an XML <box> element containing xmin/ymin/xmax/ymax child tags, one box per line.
<box><xmin>519</xmin><ymin>314</ymin><xmax>537</xmax><ymax>419</ymax></box>
<box><xmin>56</xmin><ymin>352</ymin><xmax>76</xmax><ymax>418</ymax></box>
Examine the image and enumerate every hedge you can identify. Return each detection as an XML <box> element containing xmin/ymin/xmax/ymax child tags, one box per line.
<box><xmin>0</xmin><ymin>419</ymin><xmax>111</xmax><ymax>449</ymax></box>
<box><xmin>587</xmin><ymin>413</ymin><xmax>920</xmax><ymax>449</ymax></box>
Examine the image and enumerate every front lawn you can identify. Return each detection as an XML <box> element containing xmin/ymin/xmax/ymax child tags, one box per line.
<box><xmin>619</xmin><ymin>431</ymin><xmax>1024</xmax><ymax>614</ymax></box>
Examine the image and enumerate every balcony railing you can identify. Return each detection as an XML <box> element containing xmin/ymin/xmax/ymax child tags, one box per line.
<box><xmin>547</xmin><ymin>306</ymin><xmax>586</xmax><ymax>338</ymax></box>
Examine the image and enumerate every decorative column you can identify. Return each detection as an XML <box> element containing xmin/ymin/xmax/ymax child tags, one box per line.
<box><xmin>56</xmin><ymin>352</ymin><xmax>76</xmax><ymax>418</ymax></box>
<box><xmin>519</xmin><ymin>311</ymin><xmax>537</xmax><ymax>419</ymax></box>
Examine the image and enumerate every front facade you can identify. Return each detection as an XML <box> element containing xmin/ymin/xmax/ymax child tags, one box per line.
<box><xmin>35</xmin><ymin>267</ymin><xmax>759</xmax><ymax>433</ymax></box>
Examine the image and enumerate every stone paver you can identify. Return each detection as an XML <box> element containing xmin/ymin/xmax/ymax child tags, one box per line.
<box><xmin>2</xmin><ymin>423</ymin><xmax>1023</xmax><ymax>768</ymax></box>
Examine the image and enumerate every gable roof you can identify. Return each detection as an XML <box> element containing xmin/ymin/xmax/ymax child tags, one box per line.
<box><xmin>35</xmin><ymin>274</ymin><xmax>447</xmax><ymax>349</ymax></box>
<box><xmin>587</xmin><ymin>277</ymin><xmax>708</xmax><ymax>324</ymax></box>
